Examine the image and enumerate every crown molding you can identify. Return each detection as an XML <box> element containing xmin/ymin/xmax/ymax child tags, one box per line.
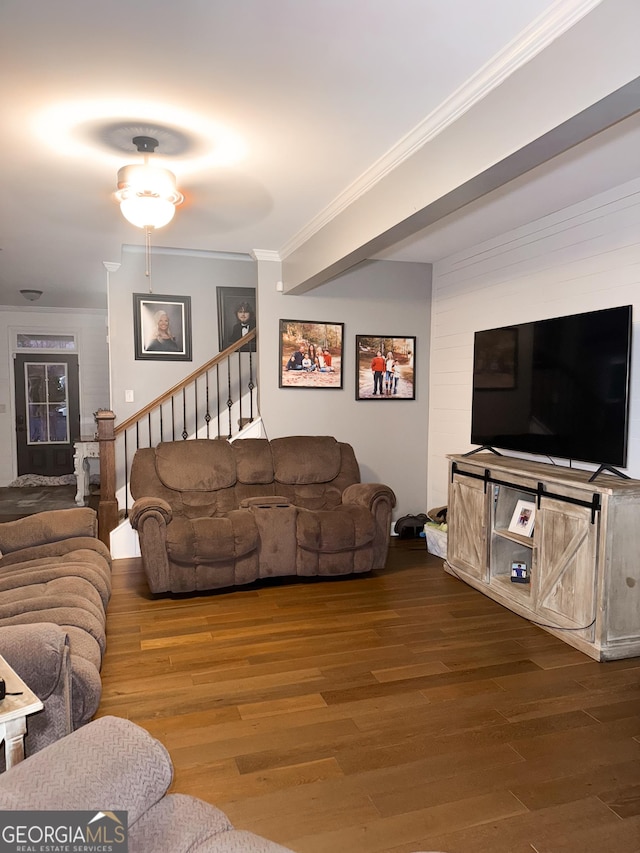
<box><xmin>0</xmin><ymin>305</ymin><xmax>107</xmax><ymax>315</ymax></box>
<box><xmin>279</xmin><ymin>0</ymin><xmax>604</xmax><ymax>259</ymax></box>
<box><xmin>122</xmin><ymin>244</ymin><xmax>253</xmax><ymax>261</ymax></box>
<box><xmin>251</xmin><ymin>249</ymin><xmax>282</xmax><ymax>263</ymax></box>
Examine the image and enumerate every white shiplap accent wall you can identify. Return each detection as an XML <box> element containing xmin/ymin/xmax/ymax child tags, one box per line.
<box><xmin>427</xmin><ymin>177</ymin><xmax>640</xmax><ymax>509</ymax></box>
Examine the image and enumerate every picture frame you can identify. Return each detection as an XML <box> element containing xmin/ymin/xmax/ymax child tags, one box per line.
<box><xmin>133</xmin><ymin>293</ymin><xmax>192</xmax><ymax>361</ymax></box>
<box><xmin>473</xmin><ymin>327</ymin><xmax>518</xmax><ymax>390</ymax></box>
<box><xmin>355</xmin><ymin>336</ymin><xmax>416</xmax><ymax>400</ymax></box>
<box><xmin>279</xmin><ymin>320</ymin><xmax>344</xmax><ymax>389</ymax></box>
<box><xmin>216</xmin><ymin>286</ymin><xmax>256</xmax><ymax>352</ymax></box>
<box><xmin>508</xmin><ymin>499</ymin><xmax>536</xmax><ymax>537</ymax></box>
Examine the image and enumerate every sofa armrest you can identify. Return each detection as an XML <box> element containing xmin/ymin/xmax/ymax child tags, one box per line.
<box><xmin>0</xmin><ymin>508</ymin><xmax>98</xmax><ymax>556</ymax></box>
<box><xmin>129</xmin><ymin>498</ymin><xmax>173</xmax><ymax>594</ymax></box>
<box><xmin>342</xmin><ymin>482</ymin><xmax>396</xmax><ymax>511</ymax></box>
<box><xmin>69</xmin><ymin>653</ymin><xmax>104</xmax><ymax>728</ymax></box>
<box><xmin>343</xmin><ymin>483</ymin><xmax>396</xmax><ymax>570</ymax></box>
<box><xmin>130</xmin><ymin>496</ymin><xmax>173</xmax><ymax>529</ymax></box>
<box><xmin>0</xmin><ymin>716</ymin><xmax>173</xmax><ymax>826</ymax></box>
<box><xmin>0</xmin><ymin>623</ymin><xmax>73</xmax><ymax>759</ymax></box>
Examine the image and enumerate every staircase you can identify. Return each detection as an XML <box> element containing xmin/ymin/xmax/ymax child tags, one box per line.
<box><xmin>96</xmin><ymin>330</ymin><xmax>259</xmax><ymax>547</ymax></box>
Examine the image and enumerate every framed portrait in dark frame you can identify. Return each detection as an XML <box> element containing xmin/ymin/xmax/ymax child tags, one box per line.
<box><xmin>356</xmin><ymin>335</ymin><xmax>416</xmax><ymax>400</ymax></box>
<box><xmin>133</xmin><ymin>293</ymin><xmax>192</xmax><ymax>361</ymax></box>
<box><xmin>217</xmin><ymin>287</ymin><xmax>256</xmax><ymax>352</ymax></box>
<box><xmin>279</xmin><ymin>319</ymin><xmax>344</xmax><ymax>389</ymax></box>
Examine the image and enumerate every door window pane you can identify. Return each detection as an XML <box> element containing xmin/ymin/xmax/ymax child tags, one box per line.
<box><xmin>25</xmin><ymin>363</ymin><xmax>69</xmax><ymax>444</ymax></box>
<box><xmin>16</xmin><ymin>333</ymin><xmax>76</xmax><ymax>350</ymax></box>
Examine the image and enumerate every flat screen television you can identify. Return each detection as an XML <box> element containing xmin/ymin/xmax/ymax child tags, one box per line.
<box><xmin>470</xmin><ymin>305</ymin><xmax>633</xmax><ymax>467</ymax></box>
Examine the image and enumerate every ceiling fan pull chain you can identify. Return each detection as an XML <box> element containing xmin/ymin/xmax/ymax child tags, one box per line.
<box><xmin>145</xmin><ymin>225</ymin><xmax>152</xmax><ymax>293</ymax></box>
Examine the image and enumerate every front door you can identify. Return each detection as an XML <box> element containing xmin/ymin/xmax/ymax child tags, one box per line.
<box><xmin>14</xmin><ymin>354</ymin><xmax>80</xmax><ymax>476</ymax></box>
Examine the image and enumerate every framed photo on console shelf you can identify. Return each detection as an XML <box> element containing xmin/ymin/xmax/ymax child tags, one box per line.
<box><xmin>508</xmin><ymin>499</ymin><xmax>536</xmax><ymax>537</ymax></box>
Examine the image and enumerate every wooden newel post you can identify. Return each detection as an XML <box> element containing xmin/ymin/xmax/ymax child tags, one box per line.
<box><xmin>96</xmin><ymin>410</ymin><xmax>119</xmax><ymax>548</ymax></box>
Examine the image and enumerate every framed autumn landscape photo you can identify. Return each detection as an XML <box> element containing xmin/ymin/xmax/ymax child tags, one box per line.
<box><xmin>279</xmin><ymin>320</ymin><xmax>344</xmax><ymax>389</ymax></box>
<box><xmin>356</xmin><ymin>335</ymin><xmax>416</xmax><ymax>400</ymax></box>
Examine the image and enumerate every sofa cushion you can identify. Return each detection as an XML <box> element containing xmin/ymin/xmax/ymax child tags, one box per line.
<box><xmin>166</xmin><ymin>510</ymin><xmax>258</xmax><ymax>565</ymax></box>
<box><xmin>66</xmin><ymin>648</ymin><xmax>103</xmax><ymax>727</ymax></box>
<box><xmin>271</xmin><ymin>436</ymin><xmax>341</xmax><ymax>484</ymax></box>
<box><xmin>0</xmin><ymin>577</ymin><xmax>105</xmax><ymax>621</ymax></box>
<box><xmin>0</xmin><ymin>607</ymin><xmax>107</xmax><ymax>655</ymax></box>
<box><xmin>0</xmin><ymin>508</ymin><xmax>98</xmax><ymax>554</ymax></box>
<box><xmin>275</xmin><ymin>482</ymin><xmax>344</xmax><ymax>511</ymax></box>
<box><xmin>132</xmin><ymin>794</ymin><xmax>296</xmax><ymax>852</ymax></box>
<box><xmin>170</xmin><ymin>488</ymin><xmax>237</xmax><ymax>520</ymax></box>
<box><xmin>0</xmin><ymin>559</ymin><xmax>111</xmax><ymax>609</ymax></box>
<box><xmin>233</xmin><ymin>438</ymin><xmax>274</xmax><ymax>484</ymax></box>
<box><xmin>65</xmin><ymin>625</ymin><xmax>102</xmax><ymax>670</ymax></box>
<box><xmin>296</xmin><ymin>505</ymin><xmax>375</xmax><ymax>553</ymax></box>
<box><xmin>0</xmin><ymin>577</ymin><xmax>107</xmax><ymax>654</ymax></box>
<box><xmin>129</xmin><ymin>793</ymin><xmax>232</xmax><ymax>852</ymax></box>
<box><xmin>155</xmin><ymin>440</ymin><xmax>237</xmax><ymax>492</ymax></box>
<box><xmin>0</xmin><ymin>537</ymin><xmax>112</xmax><ymax>568</ymax></box>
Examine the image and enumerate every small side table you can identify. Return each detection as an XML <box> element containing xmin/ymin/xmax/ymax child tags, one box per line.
<box><xmin>0</xmin><ymin>654</ymin><xmax>43</xmax><ymax>770</ymax></box>
<box><xmin>74</xmin><ymin>437</ymin><xmax>100</xmax><ymax>506</ymax></box>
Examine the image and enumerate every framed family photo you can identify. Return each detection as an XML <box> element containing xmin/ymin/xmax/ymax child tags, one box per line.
<box><xmin>279</xmin><ymin>319</ymin><xmax>344</xmax><ymax>389</ymax></box>
<box><xmin>356</xmin><ymin>336</ymin><xmax>416</xmax><ymax>400</ymax></box>
<box><xmin>133</xmin><ymin>293</ymin><xmax>192</xmax><ymax>361</ymax></box>
<box><xmin>217</xmin><ymin>286</ymin><xmax>256</xmax><ymax>352</ymax></box>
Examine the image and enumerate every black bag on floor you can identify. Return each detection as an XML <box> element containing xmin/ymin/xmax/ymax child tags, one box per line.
<box><xmin>394</xmin><ymin>513</ymin><xmax>428</xmax><ymax>539</ymax></box>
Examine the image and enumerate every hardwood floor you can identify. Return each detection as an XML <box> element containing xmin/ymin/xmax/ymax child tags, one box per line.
<box><xmin>97</xmin><ymin>539</ymin><xmax>640</xmax><ymax>853</ymax></box>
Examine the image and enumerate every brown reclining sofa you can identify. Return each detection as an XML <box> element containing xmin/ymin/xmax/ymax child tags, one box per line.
<box><xmin>130</xmin><ymin>436</ymin><xmax>396</xmax><ymax>595</ymax></box>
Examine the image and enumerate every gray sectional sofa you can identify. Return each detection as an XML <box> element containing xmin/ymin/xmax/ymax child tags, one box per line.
<box><xmin>0</xmin><ymin>507</ymin><xmax>111</xmax><ymax>755</ymax></box>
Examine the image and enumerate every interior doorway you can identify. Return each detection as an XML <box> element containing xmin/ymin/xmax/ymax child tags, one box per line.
<box><xmin>14</xmin><ymin>353</ymin><xmax>80</xmax><ymax>476</ymax></box>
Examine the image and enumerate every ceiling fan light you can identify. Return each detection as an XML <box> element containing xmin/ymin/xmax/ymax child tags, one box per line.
<box><xmin>116</xmin><ymin>164</ymin><xmax>182</xmax><ymax>200</ymax></box>
<box><xmin>115</xmin><ymin>156</ymin><xmax>183</xmax><ymax>230</ymax></box>
<box><xmin>119</xmin><ymin>195</ymin><xmax>177</xmax><ymax>229</ymax></box>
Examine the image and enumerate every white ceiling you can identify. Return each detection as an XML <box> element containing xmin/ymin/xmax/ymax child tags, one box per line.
<box><xmin>1</xmin><ymin>0</ymin><xmax>637</xmax><ymax>309</ymax></box>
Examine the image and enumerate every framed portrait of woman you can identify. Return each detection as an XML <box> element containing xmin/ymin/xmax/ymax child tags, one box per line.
<box><xmin>133</xmin><ymin>293</ymin><xmax>192</xmax><ymax>361</ymax></box>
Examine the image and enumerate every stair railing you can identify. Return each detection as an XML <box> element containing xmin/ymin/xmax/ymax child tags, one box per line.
<box><xmin>96</xmin><ymin>330</ymin><xmax>257</xmax><ymax>545</ymax></box>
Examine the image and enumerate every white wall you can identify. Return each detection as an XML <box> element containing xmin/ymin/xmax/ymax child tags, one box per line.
<box><xmin>0</xmin><ymin>307</ymin><xmax>109</xmax><ymax>485</ymax></box>
<box><xmin>427</xmin><ymin>176</ymin><xmax>640</xmax><ymax>509</ymax></box>
<box><xmin>256</xmin><ymin>258</ymin><xmax>432</xmax><ymax>522</ymax></box>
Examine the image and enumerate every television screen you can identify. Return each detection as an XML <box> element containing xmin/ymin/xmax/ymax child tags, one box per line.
<box><xmin>470</xmin><ymin>305</ymin><xmax>633</xmax><ymax>466</ymax></box>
